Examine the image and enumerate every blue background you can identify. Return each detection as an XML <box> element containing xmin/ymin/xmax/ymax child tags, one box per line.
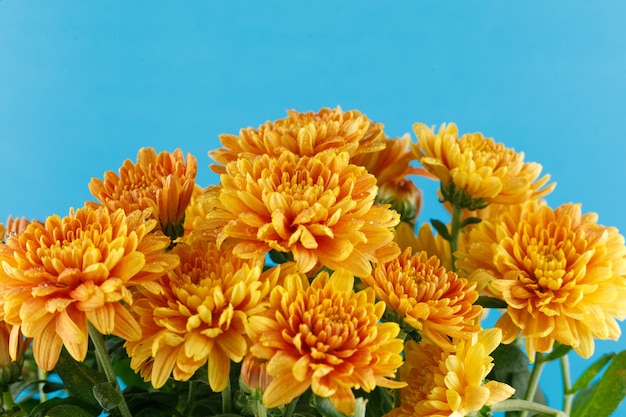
<box><xmin>1</xmin><ymin>1</ymin><xmax>625</xmax><ymax>415</ymax></box>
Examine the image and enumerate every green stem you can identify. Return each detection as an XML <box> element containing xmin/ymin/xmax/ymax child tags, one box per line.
<box><xmin>449</xmin><ymin>205</ymin><xmax>464</xmax><ymax>272</ymax></box>
<box><xmin>2</xmin><ymin>389</ymin><xmax>14</xmax><ymax>409</ymax></box>
<box><xmin>560</xmin><ymin>354</ymin><xmax>573</xmax><ymax>415</ymax></box>
<box><xmin>88</xmin><ymin>323</ymin><xmax>133</xmax><ymax>417</ymax></box>
<box><xmin>182</xmin><ymin>380</ymin><xmax>197</xmax><ymax>417</ymax></box>
<box><xmin>283</xmin><ymin>396</ymin><xmax>298</xmax><ymax>417</ymax></box>
<box><xmin>252</xmin><ymin>400</ymin><xmax>268</xmax><ymax>417</ymax></box>
<box><xmin>222</xmin><ymin>378</ymin><xmax>232</xmax><ymax>414</ymax></box>
<box><xmin>519</xmin><ymin>352</ymin><xmax>547</xmax><ymax>417</ymax></box>
<box><xmin>490</xmin><ymin>398</ymin><xmax>567</xmax><ymax>417</ymax></box>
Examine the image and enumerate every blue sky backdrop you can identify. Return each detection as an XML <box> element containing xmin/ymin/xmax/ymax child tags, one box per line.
<box><xmin>1</xmin><ymin>1</ymin><xmax>625</xmax><ymax>414</ymax></box>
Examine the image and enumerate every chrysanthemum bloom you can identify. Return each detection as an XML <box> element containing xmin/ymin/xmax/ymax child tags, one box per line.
<box><xmin>0</xmin><ymin>206</ymin><xmax>179</xmax><ymax>371</ymax></box>
<box><xmin>411</xmin><ymin>123</ymin><xmax>554</xmax><ymax>210</ymax></box>
<box><xmin>361</xmin><ymin>248</ymin><xmax>481</xmax><ymax>349</ymax></box>
<box><xmin>394</xmin><ymin>222</ymin><xmax>453</xmax><ymax>272</ymax></box>
<box><xmin>456</xmin><ymin>200</ymin><xmax>626</xmax><ymax>359</ymax></box>
<box><xmin>248</xmin><ymin>268</ymin><xmax>405</xmax><ymax>416</ymax></box>
<box><xmin>210</xmin><ymin>150</ymin><xmax>401</xmax><ymax>277</ymax></box>
<box><xmin>209</xmin><ymin>107</ymin><xmax>386</xmax><ymax>174</ymax></box>
<box><xmin>125</xmin><ymin>239</ymin><xmax>278</xmax><ymax>391</ymax></box>
<box><xmin>88</xmin><ymin>147</ymin><xmax>198</xmax><ymax>240</ymax></box>
<box><xmin>386</xmin><ymin>328</ymin><xmax>515</xmax><ymax>417</ymax></box>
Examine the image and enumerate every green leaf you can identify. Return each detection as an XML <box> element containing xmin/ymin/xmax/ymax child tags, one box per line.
<box><xmin>571</xmin><ymin>350</ymin><xmax>626</xmax><ymax>417</ymax></box>
<box><xmin>569</xmin><ymin>352</ymin><xmax>615</xmax><ymax>394</ymax></box>
<box><xmin>430</xmin><ymin>219</ymin><xmax>451</xmax><ymax>241</ymax></box>
<box><xmin>53</xmin><ymin>349</ymin><xmax>107</xmax><ymax>410</ymax></box>
<box><xmin>461</xmin><ymin>216</ymin><xmax>482</xmax><ymax>228</ymax></box>
<box><xmin>29</xmin><ymin>398</ymin><xmax>99</xmax><ymax>417</ymax></box>
<box><xmin>92</xmin><ymin>382</ymin><xmax>123</xmax><ymax>411</ymax></box>
<box><xmin>488</xmin><ymin>343</ymin><xmax>547</xmax><ymax>405</ymax></box>
<box><xmin>543</xmin><ymin>343</ymin><xmax>573</xmax><ymax>362</ymax></box>
<box><xmin>475</xmin><ymin>295</ymin><xmax>508</xmax><ymax>309</ymax></box>
<box><xmin>310</xmin><ymin>395</ymin><xmax>349</xmax><ymax>417</ymax></box>
<box><xmin>41</xmin><ymin>405</ymin><xmax>95</xmax><ymax>417</ymax></box>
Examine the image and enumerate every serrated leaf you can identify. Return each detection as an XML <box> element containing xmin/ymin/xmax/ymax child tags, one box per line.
<box><xmin>569</xmin><ymin>352</ymin><xmax>615</xmax><ymax>394</ymax></box>
<box><xmin>92</xmin><ymin>382</ymin><xmax>123</xmax><ymax>411</ymax></box>
<box><xmin>430</xmin><ymin>219</ymin><xmax>451</xmax><ymax>241</ymax></box>
<box><xmin>571</xmin><ymin>350</ymin><xmax>626</xmax><ymax>417</ymax></box>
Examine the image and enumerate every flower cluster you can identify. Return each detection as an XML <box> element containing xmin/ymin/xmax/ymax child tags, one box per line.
<box><xmin>0</xmin><ymin>107</ymin><xmax>625</xmax><ymax>417</ymax></box>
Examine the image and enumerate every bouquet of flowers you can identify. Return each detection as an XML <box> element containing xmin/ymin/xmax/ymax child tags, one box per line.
<box><xmin>0</xmin><ymin>107</ymin><xmax>624</xmax><ymax>417</ymax></box>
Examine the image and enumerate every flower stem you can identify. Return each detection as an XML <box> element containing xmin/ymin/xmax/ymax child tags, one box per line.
<box><xmin>449</xmin><ymin>205</ymin><xmax>464</xmax><ymax>272</ymax></box>
<box><xmin>490</xmin><ymin>398</ymin><xmax>567</xmax><ymax>417</ymax></box>
<box><xmin>182</xmin><ymin>380</ymin><xmax>197</xmax><ymax>417</ymax></box>
<box><xmin>519</xmin><ymin>352</ymin><xmax>547</xmax><ymax>417</ymax></box>
<box><xmin>88</xmin><ymin>323</ymin><xmax>133</xmax><ymax>417</ymax></box>
<box><xmin>283</xmin><ymin>396</ymin><xmax>298</xmax><ymax>417</ymax></box>
<box><xmin>2</xmin><ymin>389</ymin><xmax>15</xmax><ymax>409</ymax></box>
<box><xmin>560</xmin><ymin>354</ymin><xmax>573</xmax><ymax>415</ymax></box>
<box><xmin>222</xmin><ymin>378</ymin><xmax>232</xmax><ymax>414</ymax></box>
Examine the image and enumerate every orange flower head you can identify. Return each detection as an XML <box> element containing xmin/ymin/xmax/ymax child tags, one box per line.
<box><xmin>362</xmin><ymin>248</ymin><xmax>481</xmax><ymax>349</ymax></box>
<box><xmin>209</xmin><ymin>107</ymin><xmax>386</xmax><ymax>173</ymax></box>
<box><xmin>457</xmin><ymin>200</ymin><xmax>626</xmax><ymax>359</ymax></box>
<box><xmin>125</xmin><ymin>240</ymin><xmax>278</xmax><ymax>391</ymax></box>
<box><xmin>411</xmin><ymin>123</ymin><xmax>555</xmax><ymax>209</ymax></box>
<box><xmin>0</xmin><ymin>206</ymin><xmax>179</xmax><ymax>370</ymax></box>
<box><xmin>386</xmin><ymin>328</ymin><xmax>515</xmax><ymax>417</ymax></box>
<box><xmin>394</xmin><ymin>222</ymin><xmax>453</xmax><ymax>272</ymax></box>
<box><xmin>88</xmin><ymin>147</ymin><xmax>198</xmax><ymax>240</ymax></box>
<box><xmin>249</xmin><ymin>268</ymin><xmax>406</xmax><ymax>415</ymax></box>
<box><xmin>211</xmin><ymin>150</ymin><xmax>401</xmax><ymax>277</ymax></box>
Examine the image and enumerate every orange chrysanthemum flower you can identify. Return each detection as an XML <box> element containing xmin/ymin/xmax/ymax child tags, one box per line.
<box><xmin>456</xmin><ymin>200</ymin><xmax>626</xmax><ymax>359</ymax></box>
<box><xmin>210</xmin><ymin>150</ymin><xmax>400</xmax><ymax>277</ymax></box>
<box><xmin>361</xmin><ymin>248</ymin><xmax>481</xmax><ymax>348</ymax></box>
<box><xmin>125</xmin><ymin>239</ymin><xmax>278</xmax><ymax>391</ymax></box>
<box><xmin>2</xmin><ymin>215</ymin><xmax>42</xmax><ymax>241</ymax></box>
<box><xmin>386</xmin><ymin>328</ymin><xmax>515</xmax><ymax>417</ymax></box>
<box><xmin>249</xmin><ymin>268</ymin><xmax>406</xmax><ymax>416</ymax></box>
<box><xmin>0</xmin><ymin>206</ymin><xmax>178</xmax><ymax>371</ymax></box>
<box><xmin>209</xmin><ymin>107</ymin><xmax>386</xmax><ymax>174</ymax></box>
<box><xmin>394</xmin><ymin>222</ymin><xmax>453</xmax><ymax>272</ymax></box>
<box><xmin>411</xmin><ymin>123</ymin><xmax>554</xmax><ymax>210</ymax></box>
<box><xmin>88</xmin><ymin>147</ymin><xmax>198</xmax><ymax>240</ymax></box>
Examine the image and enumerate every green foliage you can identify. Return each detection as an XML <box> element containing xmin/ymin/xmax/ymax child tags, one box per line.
<box><xmin>570</xmin><ymin>350</ymin><xmax>626</xmax><ymax>417</ymax></box>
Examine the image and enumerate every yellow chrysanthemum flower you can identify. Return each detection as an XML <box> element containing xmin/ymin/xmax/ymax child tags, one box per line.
<box><xmin>248</xmin><ymin>268</ymin><xmax>406</xmax><ymax>416</ymax></box>
<box><xmin>125</xmin><ymin>239</ymin><xmax>278</xmax><ymax>392</ymax></box>
<box><xmin>386</xmin><ymin>328</ymin><xmax>515</xmax><ymax>417</ymax></box>
<box><xmin>0</xmin><ymin>206</ymin><xmax>178</xmax><ymax>370</ymax></box>
<box><xmin>394</xmin><ymin>222</ymin><xmax>453</xmax><ymax>271</ymax></box>
<box><xmin>209</xmin><ymin>107</ymin><xmax>386</xmax><ymax>174</ymax></box>
<box><xmin>209</xmin><ymin>150</ymin><xmax>400</xmax><ymax>277</ymax></box>
<box><xmin>88</xmin><ymin>147</ymin><xmax>198</xmax><ymax>240</ymax></box>
<box><xmin>456</xmin><ymin>200</ymin><xmax>626</xmax><ymax>359</ymax></box>
<box><xmin>411</xmin><ymin>123</ymin><xmax>554</xmax><ymax>209</ymax></box>
<box><xmin>361</xmin><ymin>248</ymin><xmax>481</xmax><ymax>349</ymax></box>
